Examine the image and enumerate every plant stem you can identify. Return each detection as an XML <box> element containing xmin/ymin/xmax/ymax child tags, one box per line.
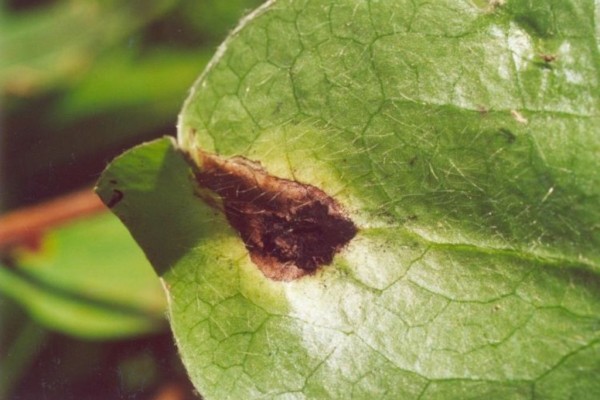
<box><xmin>0</xmin><ymin>188</ymin><xmax>106</xmax><ymax>251</ymax></box>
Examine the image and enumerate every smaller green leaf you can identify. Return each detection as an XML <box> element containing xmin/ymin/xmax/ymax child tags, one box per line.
<box><xmin>0</xmin><ymin>295</ymin><xmax>47</xmax><ymax>399</ymax></box>
<box><xmin>95</xmin><ymin>137</ymin><xmax>232</xmax><ymax>276</ymax></box>
<box><xmin>0</xmin><ymin>212</ymin><xmax>166</xmax><ymax>339</ymax></box>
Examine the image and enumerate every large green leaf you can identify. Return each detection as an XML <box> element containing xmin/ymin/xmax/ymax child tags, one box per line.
<box><xmin>97</xmin><ymin>0</ymin><xmax>600</xmax><ymax>398</ymax></box>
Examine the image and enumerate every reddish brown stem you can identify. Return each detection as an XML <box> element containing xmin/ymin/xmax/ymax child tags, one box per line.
<box><xmin>0</xmin><ymin>188</ymin><xmax>106</xmax><ymax>251</ymax></box>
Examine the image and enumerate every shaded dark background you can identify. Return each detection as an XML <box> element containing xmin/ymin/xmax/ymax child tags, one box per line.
<box><xmin>0</xmin><ymin>1</ymin><xmax>263</xmax><ymax>398</ymax></box>
<box><xmin>2</xmin><ymin>0</ymin><xmax>263</xmax><ymax>211</ymax></box>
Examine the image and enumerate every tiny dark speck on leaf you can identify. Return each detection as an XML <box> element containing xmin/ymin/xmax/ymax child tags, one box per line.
<box><xmin>498</xmin><ymin>128</ymin><xmax>517</xmax><ymax>144</ymax></box>
<box><xmin>476</xmin><ymin>105</ymin><xmax>489</xmax><ymax>115</ymax></box>
<box><xmin>107</xmin><ymin>189</ymin><xmax>124</xmax><ymax>208</ymax></box>
<box><xmin>534</xmin><ymin>54</ymin><xmax>557</xmax><ymax>70</ymax></box>
<box><xmin>539</xmin><ymin>53</ymin><xmax>557</xmax><ymax>63</ymax></box>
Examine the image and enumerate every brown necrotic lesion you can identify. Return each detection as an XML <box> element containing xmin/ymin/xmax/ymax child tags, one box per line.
<box><xmin>192</xmin><ymin>149</ymin><xmax>357</xmax><ymax>281</ymax></box>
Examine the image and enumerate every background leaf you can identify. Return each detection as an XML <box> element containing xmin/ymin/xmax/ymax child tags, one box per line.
<box><xmin>1</xmin><ymin>0</ymin><xmax>263</xmax><ymax>211</ymax></box>
<box><xmin>0</xmin><ymin>212</ymin><xmax>166</xmax><ymax>339</ymax></box>
<box><xmin>99</xmin><ymin>0</ymin><xmax>599</xmax><ymax>399</ymax></box>
<box><xmin>0</xmin><ymin>0</ymin><xmax>176</xmax><ymax>95</ymax></box>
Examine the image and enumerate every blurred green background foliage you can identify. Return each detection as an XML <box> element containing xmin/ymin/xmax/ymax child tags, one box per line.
<box><xmin>0</xmin><ymin>1</ymin><xmax>263</xmax><ymax>398</ymax></box>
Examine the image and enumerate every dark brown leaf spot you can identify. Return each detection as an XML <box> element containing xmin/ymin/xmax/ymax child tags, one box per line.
<box><xmin>193</xmin><ymin>150</ymin><xmax>357</xmax><ymax>281</ymax></box>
